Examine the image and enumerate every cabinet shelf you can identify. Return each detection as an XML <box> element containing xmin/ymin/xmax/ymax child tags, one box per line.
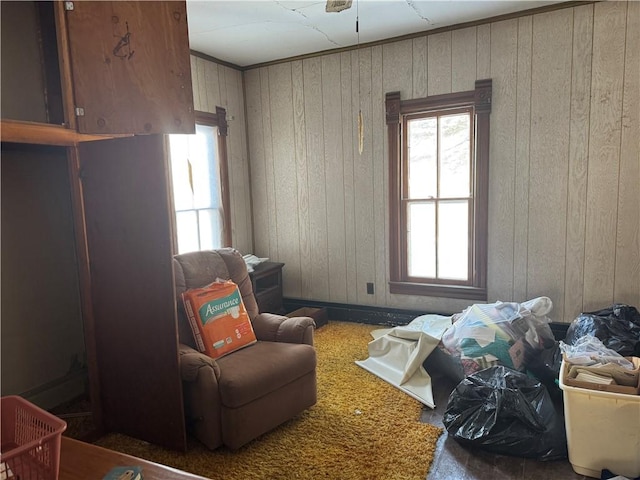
<box><xmin>255</xmin><ymin>285</ymin><xmax>280</xmax><ymax>295</ymax></box>
<box><xmin>0</xmin><ymin>119</ymin><xmax>121</xmax><ymax>146</ymax></box>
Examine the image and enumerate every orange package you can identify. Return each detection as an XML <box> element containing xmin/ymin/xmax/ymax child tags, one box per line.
<box><xmin>181</xmin><ymin>279</ymin><xmax>257</xmax><ymax>359</ymax></box>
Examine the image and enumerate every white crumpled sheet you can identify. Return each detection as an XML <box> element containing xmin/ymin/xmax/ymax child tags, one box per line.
<box><xmin>355</xmin><ymin>314</ymin><xmax>452</xmax><ymax>408</ymax></box>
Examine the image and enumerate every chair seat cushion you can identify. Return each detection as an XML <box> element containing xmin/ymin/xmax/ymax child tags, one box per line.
<box><xmin>216</xmin><ymin>341</ymin><xmax>316</xmax><ymax>408</ymax></box>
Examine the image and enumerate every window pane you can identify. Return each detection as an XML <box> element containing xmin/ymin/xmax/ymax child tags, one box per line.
<box><xmin>439</xmin><ymin>113</ymin><xmax>470</xmax><ymax>198</ymax></box>
<box><xmin>438</xmin><ymin>200</ymin><xmax>469</xmax><ymax>280</ymax></box>
<box><xmin>169</xmin><ymin>122</ymin><xmax>225</xmax><ymax>254</ymax></box>
<box><xmin>169</xmin><ymin>134</ymin><xmax>194</xmax><ymax>211</ymax></box>
<box><xmin>407</xmin><ymin>202</ymin><xmax>436</xmax><ymax>278</ymax></box>
<box><xmin>407</xmin><ymin>117</ymin><xmax>437</xmax><ymax>199</ymax></box>
<box><xmin>198</xmin><ymin>208</ymin><xmax>223</xmax><ymax>251</ymax></box>
<box><xmin>175</xmin><ymin>210</ymin><xmax>200</xmax><ymax>254</ymax></box>
<box><xmin>169</xmin><ymin>125</ymin><xmax>221</xmax><ymax>211</ymax></box>
<box><xmin>191</xmin><ymin>124</ymin><xmax>219</xmax><ymax>210</ymax></box>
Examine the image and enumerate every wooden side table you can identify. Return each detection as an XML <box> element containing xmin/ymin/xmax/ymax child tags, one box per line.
<box><xmin>249</xmin><ymin>261</ymin><xmax>284</xmax><ymax>314</ymax></box>
<box><xmin>59</xmin><ymin>437</ymin><xmax>210</xmax><ymax>480</ymax></box>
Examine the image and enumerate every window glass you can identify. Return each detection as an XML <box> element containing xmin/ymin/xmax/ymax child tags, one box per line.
<box><xmin>407</xmin><ymin>117</ymin><xmax>437</xmax><ymax>199</ymax></box>
<box><xmin>439</xmin><ymin>113</ymin><xmax>470</xmax><ymax>198</ymax></box>
<box><xmin>407</xmin><ymin>202</ymin><xmax>436</xmax><ymax>277</ymax></box>
<box><xmin>175</xmin><ymin>210</ymin><xmax>199</xmax><ymax>254</ymax></box>
<box><xmin>438</xmin><ymin>200</ymin><xmax>469</xmax><ymax>280</ymax></box>
<box><xmin>169</xmin><ymin>111</ymin><xmax>229</xmax><ymax>254</ymax></box>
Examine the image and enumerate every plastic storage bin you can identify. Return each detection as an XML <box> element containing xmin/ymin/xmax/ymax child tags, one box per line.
<box><xmin>559</xmin><ymin>361</ymin><xmax>640</xmax><ymax>478</ymax></box>
<box><xmin>0</xmin><ymin>395</ymin><xmax>67</xmax><ymax>480</ymax></box>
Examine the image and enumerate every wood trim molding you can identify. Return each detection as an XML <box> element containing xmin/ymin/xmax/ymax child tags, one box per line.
<box><xmin>385</xmin><ymin>91</ymin><xmax>401</xmax><ymax>125</ymax></box>
<box><xmin>66</xmin><ymin>145</ymin><xmax>104</xmax><ymax>436</ymax></box>
<box><xmin>215</xmin><ymin>106</ymin><xmax>228</xmax><ymax>136</ymax></box>
<box><xmin>283</xmin><ymin>298</ymin><xmax>573</xmax><ymax>339</ymax></box>
<box><xmin>190</xmin><ymin>49</ymin><xmax>243</xmax><ymax>72</ymax></box>
<box><xmin>385</xmin><ymin>92</ymin><xmax>402</xmax><ymax>281</ymax></box>
<box><xmin>474</xmin><ymin>81</ymin><xmax>492</xmax><ymax>290</ymax></box>
<box><xmin>244</xmin><ymin>2</ymin><xmax>594</xmax><ymax>70</ymax></box>
<box><xmin>53</xmin><ymin>1</ymin><xmax>77</xmax><ymax>130</ymax></box>
<box><xmin>385</xmin><ymin>80</ymin><xmax>492</xmax><ymax>300</ymax></box>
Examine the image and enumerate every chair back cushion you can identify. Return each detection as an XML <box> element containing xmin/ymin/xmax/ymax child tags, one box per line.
<box><xmin>174</xmin><ymin>248</ymin><xmax>259</xmax><ymax>347</ymax></box>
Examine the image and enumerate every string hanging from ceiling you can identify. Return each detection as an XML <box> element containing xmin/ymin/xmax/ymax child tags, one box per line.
<box><xmin>356</xmin><ymin>0</ymin><xmax>363</xmax><ymax>155</ymax></box>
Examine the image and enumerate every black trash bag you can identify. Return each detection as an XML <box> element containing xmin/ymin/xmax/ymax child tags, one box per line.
<box><xmin>443</xmin><ymin>366</ymin><xmax>567</xmax><ymax>461</ymax></box>
<box><xmin>526</xmin><ymin>342</ymin><xmax>563</xmax><ymax>400</ymax></box>
<box><xmin>564</xmin><ymin>304</ymin><xmax>640</xmax><ymax>357</ymax></box>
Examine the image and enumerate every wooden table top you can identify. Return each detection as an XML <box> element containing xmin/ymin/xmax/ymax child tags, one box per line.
<box><xmin>59</xmin><ymin>437</ymin><xmax>211</xmax><ymax>480</ymax></box>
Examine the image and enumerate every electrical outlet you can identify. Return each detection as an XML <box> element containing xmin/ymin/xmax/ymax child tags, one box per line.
<box><xmin>366</xmin><ymin>282</ymin><xmax>374</xmax><ymax>294</ymax></box>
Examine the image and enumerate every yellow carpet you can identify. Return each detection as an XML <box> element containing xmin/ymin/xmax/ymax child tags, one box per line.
<box><xmin>96</xmin><ymin>321</ymin><xmax>442</xmax><ymax>479</ymax></box>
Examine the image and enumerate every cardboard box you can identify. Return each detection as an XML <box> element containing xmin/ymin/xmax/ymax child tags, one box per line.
<box><xmin>561</xmin><ymin>356</ymin><xmax>640</xmax><ymax>395</ymax></box>
<box><xmin>287</xmin><ymin>307</ymin><xmax>328</xmax><ymax>329</ymax></box>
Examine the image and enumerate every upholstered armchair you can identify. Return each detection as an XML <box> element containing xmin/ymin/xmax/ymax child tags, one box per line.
<box><xmin>174</xmin><ymin>248</ymin><xmax>317</xmax><ymax>450</ymax></box>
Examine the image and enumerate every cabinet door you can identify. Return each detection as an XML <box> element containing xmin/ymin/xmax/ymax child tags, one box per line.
<box><xmin>79</xmin><ymin>135</ymin><xmax>186</xmax><ymax>451</ymax></box>
<box><xmin>65</xmin><ymin>1</ymin><xmax>194</xmax><ymax>135</ymax></box>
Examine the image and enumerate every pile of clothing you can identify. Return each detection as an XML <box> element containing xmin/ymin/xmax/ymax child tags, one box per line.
<box><xmin>440</xmin><ymin>297</ymin><xmax>556</xmax><ymax>377</ymax></box>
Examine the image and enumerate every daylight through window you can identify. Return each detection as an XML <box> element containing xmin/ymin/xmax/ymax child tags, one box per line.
<box><xmin>168</xmin><ymin>109</ymin><xmax>231</xmax><ymax>254</ymax></box>
<box><xmin>386</xmin><ymin>80</ymin><xmax>491</xmax><ymax>300</ymax></box>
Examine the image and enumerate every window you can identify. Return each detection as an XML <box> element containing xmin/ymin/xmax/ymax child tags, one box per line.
<box><xmin>386</xmin><ymin>80</ymin><xmax>492</xmax><ymax>300</ymax></box>
<box><xmin>168</xmin><ymin>109</ymin><xmax>231</xmax><ymax>254</ymax></box>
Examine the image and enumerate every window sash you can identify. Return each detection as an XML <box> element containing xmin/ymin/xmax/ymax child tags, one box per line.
<box><xmin>403</xmin><ymin>198</ymin><xmax>473</xmax><ymax>285</ymax></box>
<box><xmin>401</xmin><ymin>107</ymin><xmax>475</xmax><ymax>286</ymax></box>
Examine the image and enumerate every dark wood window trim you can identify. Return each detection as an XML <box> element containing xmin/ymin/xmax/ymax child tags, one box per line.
<box><xmin>386</xmin><ymin>79</ymin><xmax>491</xmax><ymax>300</ymax></box>
<box><xmin>196</xmin><ymin>108</ymin><xmax>232</xmax><ymax>248</ymax></box>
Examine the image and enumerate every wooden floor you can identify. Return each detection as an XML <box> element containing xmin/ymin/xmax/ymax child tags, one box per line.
<box><xmin>422</xmin><ymin>373</ymin><xmax>588</xmax><ymax>480</ymax></box>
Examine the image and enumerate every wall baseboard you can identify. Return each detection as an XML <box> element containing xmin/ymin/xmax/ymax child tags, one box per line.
<box><xmin>18</xmin><ymin>369</ymin><xmax>88</xmax><ymax>411</ymax></box>
<box><xmin>283</xmin><ymin>298</ymin><xmax>570</xmax><ymax>340</ymax></box>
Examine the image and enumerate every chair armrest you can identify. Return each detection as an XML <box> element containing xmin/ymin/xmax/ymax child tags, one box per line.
<box><xmin>179</xmin><ymin>343</ymin><xmax>220</xmax><ymax>381</ymax></box>
<box><xmin>253</xmin><ymin>313</ymin><xmax>315</xmax><ymax>345</ymax></box>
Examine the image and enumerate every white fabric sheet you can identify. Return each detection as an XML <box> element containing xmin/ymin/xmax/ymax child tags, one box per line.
<box><xmin>355</xmin><ymin>314</ymin><xmax>452</xmax><ymax>408</ymax></box>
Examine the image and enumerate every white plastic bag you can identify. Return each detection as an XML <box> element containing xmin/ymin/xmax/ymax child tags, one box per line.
<box><xmin>440</xmin><ymin>297</ymin><xmax>555</xmax><ymax>375</ymax></box>
<box><xmin>559</xmin><ymin>335</ymin><xmax>634</xmax><ymax>369</ymax></box>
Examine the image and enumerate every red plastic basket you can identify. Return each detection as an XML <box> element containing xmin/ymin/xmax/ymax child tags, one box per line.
<box><xmin>0</xmin><ymin>396</ymin><xmax>67</xmax><ymax>480</ymax></box>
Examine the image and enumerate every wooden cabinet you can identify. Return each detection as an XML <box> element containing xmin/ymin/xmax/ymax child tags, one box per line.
<box><xmin>64</xmin><ymin>1</ymin><xmax>194</xmax><ymax>135</ymax></box>
<box><xmin>1</xmin><ymin>0</ymin><xmax>194</xmax><ymax>452</ymax></box>
<box><xmin>1</xmin><ymin>0</ymin><xmax>194</xmax><ymax>135</ymax></box>
<box><xmin>250</xmin><ymin>262</ymin><xmax>285</xmax><ymax>314</ymax></box>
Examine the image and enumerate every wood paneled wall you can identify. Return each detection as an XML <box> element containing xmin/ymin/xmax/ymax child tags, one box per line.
<box><xmin>189</xmin><ymin>55</ymin><xmax>253</xmax><ymax>255</ymax></box>
<box><xmin>240</xmin><ymin>2</ymin><xmax>638</xmax><ymax>322</ymax></box>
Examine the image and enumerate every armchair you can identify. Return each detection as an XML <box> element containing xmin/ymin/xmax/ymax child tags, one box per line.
<box><xmin>173</xmin><ymin>248</ymin><xmax>317</xmax><ymax>450</ymax></box>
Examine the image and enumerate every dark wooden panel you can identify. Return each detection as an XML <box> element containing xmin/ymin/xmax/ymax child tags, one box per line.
<box><xmin>1</xmin><ymin>143</ymin><xmax>84</xmax><ymax>408</ymax></box>
<box><xmin>79</xmin><ymin>135</ymin><xmax>186</xmax><ymax>451</ymax></box>
<box><xmin>66</xmin><ymin>1</ymin><xmax>194</xmax><ymax>135</ymax></box>
<box><xmin>250</xmin><ymin>262</ymin><xmax>284</xmax><ymax>314</ymax></box>
<box><xmin>0</xmin><ymin>1</ymin><xmax>49</xmax><ymax>123</ymax></box>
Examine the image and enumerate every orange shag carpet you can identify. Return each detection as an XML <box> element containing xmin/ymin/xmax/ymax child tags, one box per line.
<box><xmin>96</xmin><ymin>321</ymin><xmax>442</xmax><ymax>480</ymax></box>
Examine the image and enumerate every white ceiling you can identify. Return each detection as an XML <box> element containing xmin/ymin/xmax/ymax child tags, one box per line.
<box><xmin>186</xmin><ymin>0</ymin><xmax>569</xmax><ymax>67</ymax></box>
